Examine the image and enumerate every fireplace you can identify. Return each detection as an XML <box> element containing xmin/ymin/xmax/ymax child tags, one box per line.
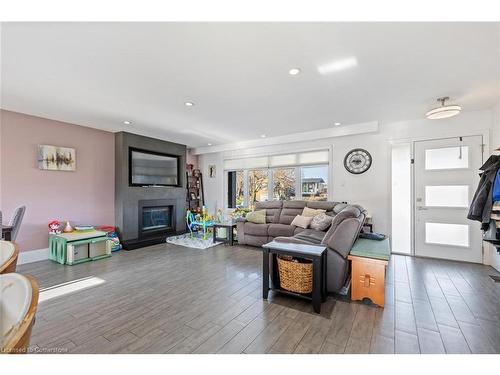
<box><xmin>138</xmin><ymin>199</ymin><xmax>177</xmax><ymax>240</ymax></box>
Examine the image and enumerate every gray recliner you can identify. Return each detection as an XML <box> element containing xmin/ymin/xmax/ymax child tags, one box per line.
<box><xmin>273</xmin><ymin>204</ymin><xmax>366</xmax><ymax>293</ymax></box>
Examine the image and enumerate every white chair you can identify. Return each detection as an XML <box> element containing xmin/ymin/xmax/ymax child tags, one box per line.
<box><xmin>0</xmin><ymin>273</ymin><xmax>39</xmax><ymax>354</ymax></box>
<box><xmin>0</xmin><ymin>241</ymin><xmax>19</xmax><ymax>274</ymax></box>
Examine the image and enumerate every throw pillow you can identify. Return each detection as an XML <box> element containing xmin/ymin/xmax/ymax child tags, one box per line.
<box><xmin>302</xmin><ymin>207</ymin><xmax>326</xmax><ymax>217</ymax></box>
<box><xmin>246</xmin><ymin>209</ymin><xmax>266</xmax><ymax>224</ymax></box>
<box><xmin>310</xmin><ymin>213</ymin><xmax>333</xmax><ymax>231</ymax></box>
<box><xmin>290</xmin><ymin>215</ymin><xmax>313</xmax><ymax>229</ymax></box>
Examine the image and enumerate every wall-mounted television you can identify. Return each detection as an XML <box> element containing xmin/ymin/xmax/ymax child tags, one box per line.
<box><xmin>129</xmin><ymin>147</ymin><xmax>181</xmax><ymax>187</ymax></box>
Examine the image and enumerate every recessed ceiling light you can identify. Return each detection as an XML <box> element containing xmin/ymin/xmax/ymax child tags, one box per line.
<box><xmin>123</xmin><ymin>120</ymin><xmax>132</xmax><ymax>125</ymax></box>
<box><xmin>184</xmin><ymin>102</ymin><xmax>194</xmax><ymax>107</ymax></box>
<box><xmin>288</xmin><ymin>68</ymin><xmax>301</xmax><ymax>76</ymax></box>
<box><xmin>334</xmin><ymin>122</ymin><xmax>341</xmax><ymax>126</ymax></box>
<box><xmin>207</xmin><ymin>143</ymin><xmax>212</xmax><ymax>146</ymax></box>
<box><xmin>426</xmin><ymin>97</ymin><xmax>461</xmax><ymax>120</ymax></box>
<box><xmin>317</xmin><ymin>57</ymin><xmax>358</xmax><ymax>75</ymax></box>
<box><xmin>260</xmin><ymin>134</ymin><xmax>267</xmax><ymax>138</ymax></box>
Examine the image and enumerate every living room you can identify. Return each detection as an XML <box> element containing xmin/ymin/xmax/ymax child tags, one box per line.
<box><xmin>1</xmin><ymin>1</ymin><xmax>500</xmax><ymax>373</ymax></box>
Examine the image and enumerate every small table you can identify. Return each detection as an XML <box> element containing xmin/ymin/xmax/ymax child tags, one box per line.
<box><xmin>213</xmin><ymin>222</ymin><xmax>237</xmax><ymax>246</ymax></box>
<box><xmin>348</xmin><ymin>238</ymin><xmax>390</xmax><ymax>307</ymax></box>
<box><xmin>262</xmin><ymin>241</ymin><xmax>327</xmax><ymax>314</ymax></box>
<box><xmin>1</xmin><ymin>225</ymin><xmax>13</xmax><ymax>241</ymax></box>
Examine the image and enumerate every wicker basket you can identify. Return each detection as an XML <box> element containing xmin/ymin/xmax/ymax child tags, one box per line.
<box><xmin>277</xmin><ymin>256</ymin><xmax>313</xmax><ymax>294</ymax></box>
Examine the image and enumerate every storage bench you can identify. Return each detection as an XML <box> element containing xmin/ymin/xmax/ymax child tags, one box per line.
<box><xmin>49</xmin><ymin>230</ymin><xmax>112</xmax><ymax>265</ymax></box>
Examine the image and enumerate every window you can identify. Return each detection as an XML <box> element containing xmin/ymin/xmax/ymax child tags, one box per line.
<box><xmin>425</xmin><ymin>146</ymin><xmax>469</xmax><ymax>170</ymax></box>
<box><xmin>227</xmin><ymin>171</ymin><xmax>245</xmax><ymax>208</ymax></box>
<box><xmin>248</xmin><ymin>170</ymin><xmax>268</xmax><ymax>209</ymax></box>
<box><xmin>273</xmin><ymin>168</ymin><xmax>296</xmax><ymax>200</ymax></box>
<box><xmin>301</xmin><ymin>166</ymin><xmax>328</xmax><ymax>201</ymax></box>
<box><xmin>224</xmin><ymin>149</ymin><xmax>330</xmax><ymax>208</ymax></box>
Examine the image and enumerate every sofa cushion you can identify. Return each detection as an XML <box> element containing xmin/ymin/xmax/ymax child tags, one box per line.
<box><xmin>290</xmin><ymin>215</ymin><xmax>313</xmax><ymax>229</ymax></box>
<box><xmin>302</xmin><ymin>207</ymin><xmax>326</xmax><ymax>217</ymax></box>
<box><xmin>255</xmin><ymin>201</ymin><xmax>282</xmax><ymax>223</ymax></box>
<box><xmin>306</xmin><ymin>201</ymin><xmax>337</xmax><ymax>212</ymax></box>
<box><xmin>293</xmin><ymin>229</ymin><xmax>326</xmax><ymax>245</ymax></box>
<box><xmin>246</xmin><ymin>210</ymin><xmax>266</xmax><ymax>224</ymax></box>
<box><xmin>279</xmin><ymin>201</ymin><xmax>306</xmax><ymax>224</ymax></box>
<box><xmin>333</xmin><ymin>203</ymin><xmax>348</xmax><ymax>214</ymax></box>
<box><xmin>243</xmin><ymin>222</ymin><xmax>270</xmax><ymax>236</ymax></box>
<box><xmin>310</xmin><ymin>213</ymin><xmax>333</xmax><ymax>231</ymax></box>
<box><xmin>294</xmin><ymin>227</ymin><xmax>306</xmax><ymax>235</ymax></box>
<box><xmin>268</xmin><ymin>224</ymin><xmax>295</xmax><ymax>238</ymax></box>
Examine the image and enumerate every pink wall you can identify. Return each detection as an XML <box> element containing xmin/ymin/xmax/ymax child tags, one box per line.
<box><xmin>0</xmin><ymin>110</ymin><xmax>115</xmax><ymax>252</ymax></box>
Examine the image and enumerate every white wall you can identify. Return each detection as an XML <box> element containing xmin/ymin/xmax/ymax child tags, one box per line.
<box><xmin>199</xmin><ymin>110</ymin><xmax>493</xmax><ymax>250</ymax></box>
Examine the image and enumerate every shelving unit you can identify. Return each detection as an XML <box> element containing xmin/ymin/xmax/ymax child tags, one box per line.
<box><xmin>186</xmin><ymin>170</ymin><xmax>204</xmax><ymax>212</ymax></box>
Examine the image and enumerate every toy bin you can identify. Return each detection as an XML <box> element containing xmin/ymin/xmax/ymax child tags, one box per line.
<box><xmin>66</xmin><ymin>242</ymin><xmax>90</xmax><ymax>265</ymax></box>
<box><xmin>89</xmin><ymin>237</ymin><xmax>111</xmax><ymax>259</ymax></box>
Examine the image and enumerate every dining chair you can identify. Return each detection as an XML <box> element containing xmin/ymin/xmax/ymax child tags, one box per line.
<box><xmin>0</xmin><ymin>273</ymin><xmax>39</xmax><ymax>353</ymax></box>
<box><xmin>0</xmin><ymin>241</ymin><xmax>20</xmax><ymax>274</ymax></box>
<box><xmin>8</xmin><ymin>206</ymin><xmax>26</xmax><ymax>242</ymax></box>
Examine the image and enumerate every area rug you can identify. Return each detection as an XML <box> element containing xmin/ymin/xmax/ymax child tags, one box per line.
<box><xmin>166</xmin><ymin>233</ymin><xmax>222</xmax><ymax>249</ymax></box>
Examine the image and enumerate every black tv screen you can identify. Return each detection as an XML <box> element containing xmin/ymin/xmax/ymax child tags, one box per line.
<box><xmin>129</xmin><ymin>148</ymin><xmax>180</xmax><ymax>187</ymax></box>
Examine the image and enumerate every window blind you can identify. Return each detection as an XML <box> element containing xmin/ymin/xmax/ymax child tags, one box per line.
<box><xmin>223</xmin><ymin>149</ymin><xmax>329</xmax><ymax>170</ymax></box>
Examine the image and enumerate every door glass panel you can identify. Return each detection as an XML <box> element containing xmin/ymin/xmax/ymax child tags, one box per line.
<box><xmin>425</xmin><ymin>222</ymin><xmax>469</xmax><ymax>247</ymax></box>
<box><xmin>425</xmin><ymin>146</ymin><xmax>469</xmax><ymax>170</ymax></box>
<box><xmin>425</xmin><ymin>185</ymin><xmax>469</xmax><ymax>207</ymax></box>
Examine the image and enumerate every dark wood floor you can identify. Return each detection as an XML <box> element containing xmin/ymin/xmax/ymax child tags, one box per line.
<box><xmin>18</xmin><ymin>243</ymin><xmax>500</xmax><ymax>354</ymax></box>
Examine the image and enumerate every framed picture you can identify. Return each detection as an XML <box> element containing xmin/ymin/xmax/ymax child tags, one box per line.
<box><xmin>38</xmin><ymin>145</ymin><xmax>76</xmax><ymax>171</ymax></box>
<box><xmin>209</xmin><ymin>165</ymin><xmax>216</xmax><ymax>178</ymax></box>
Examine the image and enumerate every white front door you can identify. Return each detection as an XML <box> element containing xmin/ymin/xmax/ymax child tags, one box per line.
<box><xmin>414</xmin><ymin>136</ymin><xmax>483</xmax><ymax>263</ymax></box>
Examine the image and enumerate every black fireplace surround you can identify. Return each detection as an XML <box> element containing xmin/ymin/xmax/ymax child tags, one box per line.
<box><xmin>138</xmin><ymin>199</ymin><xmax>176</xmax><ymax>239</ymax></box>
<box><xmin>115</xmin><ymin>132</ymin><xmax>187</xmax><ymax>250</ymax></box>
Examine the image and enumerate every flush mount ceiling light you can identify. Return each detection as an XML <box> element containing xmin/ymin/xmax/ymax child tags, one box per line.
<box><xmin>184</xmin><ymin>101</ymin><xmax>194</xmax><ymax>107</ymax></box>
<box><xmin>207</xmin><ymin>143</ymin><xmax>212</xmax><ymax>146</ymax></box>
<box><xmin>260</xmin><ymin>134</ymin><xmax>267</xmax><ymax>138</ymax></box>
<box><xmin>288</xmin><ymin>68</ymin><xmax>301</xmax><ymax>76</ymax></box>
<box><xmin>333</xmin><ymin>122</ymin><xmax>341</xmax><ymax>126</ymax></box>
<box><xmin>123</xmin><ymin>120</ymin><xmax>132</xmax><ymax>125</ymax></box>
<box><xmin>426</xmin><ymin>97</ymin><xmax>462</xmax><ymax>120</ymax></box>
<box><xmin>317</xmin><ymin>57</ymin><xmax>358</xmax><ymax>75</ymax></box>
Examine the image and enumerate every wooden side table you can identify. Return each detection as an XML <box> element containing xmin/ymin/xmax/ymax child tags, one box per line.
<box><xmin>348</xmin><ymin>238</ymin><xmax>390</xmax><ymax>307</ymax></box>
<box><xmin>262</xmin><ymin>241</ymin><xmax>327</xmax><ymax>314</ymax></box>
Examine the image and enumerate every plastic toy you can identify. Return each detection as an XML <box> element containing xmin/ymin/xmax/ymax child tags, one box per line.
<box><xmin>63</xmin><ymin>221</ymin><xmax>74</xmax><ymax>233</ymax></box>
<box><xmin>48</xmin><ymin>220</ymin><xmax>61</xmax><ymax>234</ymax></box>
<box><xmin>186</xmin><ymin>206</ymin><xmax>215</xmax><ymax>240</ymax></box>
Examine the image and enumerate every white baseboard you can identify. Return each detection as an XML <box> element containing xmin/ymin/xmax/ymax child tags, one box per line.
<box><xmin>18</xmin><ymin>248</ymin><xmax>49</xmax><ymax>265</ymax></box>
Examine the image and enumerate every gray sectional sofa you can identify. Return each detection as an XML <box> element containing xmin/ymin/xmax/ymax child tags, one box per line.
<box><xmin>236</xmin><ymin>200</ymin><xmax>366</xmax><ymax>293</ymax></box>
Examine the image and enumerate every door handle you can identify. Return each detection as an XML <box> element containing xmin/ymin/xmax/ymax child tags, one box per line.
<box><xmin>417</xmin><ymin>206</ymin><xmax>428</xmax><ymax>211</ymax></box>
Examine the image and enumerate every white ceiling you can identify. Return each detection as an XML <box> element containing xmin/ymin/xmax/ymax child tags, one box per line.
<box><xmin>1</xmin><ymin>22</ymin><xmax>500</xmax><ymax>148</ymax></box>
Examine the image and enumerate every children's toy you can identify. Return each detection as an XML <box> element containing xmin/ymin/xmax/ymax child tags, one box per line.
<box><xmin>186</xmin><ymin>206</ymin><xmax>215</xmax><ymax>240</ymax></box>
<box><xmin>48</xmin><ymin>220</ymin><xmax>61</xmax><ymax>234</ymax></box>
<box><xmin>96</xmin><ymin>225</ymin><xmax>122</xmax><ymax>252</ymax></box>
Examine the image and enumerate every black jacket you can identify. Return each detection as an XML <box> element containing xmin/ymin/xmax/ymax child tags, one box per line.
<box><xmin>468</xmin><ymin>155</ymin><xmax>500</xmax><ymax>230</ymax></box>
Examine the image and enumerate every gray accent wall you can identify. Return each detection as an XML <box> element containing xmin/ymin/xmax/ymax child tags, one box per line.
<box><xmin>115</xmin><ymin>132</ymin><xmax>187</xmax><ymax>241</ymax></box>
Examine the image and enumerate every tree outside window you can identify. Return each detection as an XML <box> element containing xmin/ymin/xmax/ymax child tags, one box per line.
<box><xmin>248</xmin><ymin>170</ymin><xmax>268</xmax><ymax>209</ymax></box>
<box><xmin>273</xmin><ymin>168</ymin><xmax>296</xmax><ymax>200</ymax></box>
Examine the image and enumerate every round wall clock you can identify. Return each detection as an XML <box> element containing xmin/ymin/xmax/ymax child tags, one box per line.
<box><xmin>344</xmin><ymin>148</ymin><xmax>372</xmax><ymax>174</ymax></box>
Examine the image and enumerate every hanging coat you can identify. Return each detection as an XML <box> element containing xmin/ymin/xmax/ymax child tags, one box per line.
<box><xmin>468</xmin><ymin>155</ymin><xmax>500</xmax><ymax>230</ymax></box>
